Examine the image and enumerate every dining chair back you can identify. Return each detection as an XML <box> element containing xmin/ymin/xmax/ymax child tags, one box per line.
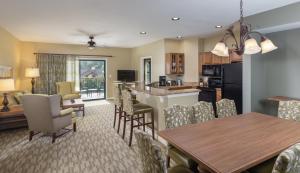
<box><xmin>164</xmin><ymin>105</ymin><xmax>194</xmax><ymax>129</ymax></box>
<box><xmin>193</xmin><ymin>101</ymin><xmax>215</xmax><ymax>123</ymax></box>
<box><xmin>216</xmin><ymin>99</ymin><xmax>237</xmax><ymax>118</ymax></box>
<box><xmin>272</xmin><ymin>143</ymin><xmax>300</xmax><ymax>173</ymax></box>
<box><xmin>278</xmin><ymin>100</ymin><xmax>300</xmax><ymax>121</ymax></box>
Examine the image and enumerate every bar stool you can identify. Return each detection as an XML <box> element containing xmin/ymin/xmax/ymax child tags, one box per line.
<box><xmin>112</xmin><ymin>84</ymin><xmax>123</xmax><ymax>133</ymax></box>
<box><xmin>121</xmin><ymin>89</ymin><xmax>155</xmax><ymax>146</ymax></box>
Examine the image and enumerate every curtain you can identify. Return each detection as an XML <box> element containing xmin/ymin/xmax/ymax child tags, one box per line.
<box><xmin>66</xmin><ymin>55</ymin><xmax>80</xmax><ymax>91</ymax></box>
<box><xmin>36</xmin><ymin>54</ymin><xmax>67</xmax><ymax>95</ymax></box>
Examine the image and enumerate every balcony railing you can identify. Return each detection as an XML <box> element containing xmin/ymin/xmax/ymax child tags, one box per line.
<box><xmin>80</xmin><ymin>77</ymin><xmax>105</xmax><ymax>100</ymax></box>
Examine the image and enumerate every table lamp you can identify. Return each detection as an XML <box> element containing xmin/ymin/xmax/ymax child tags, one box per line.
<box><xmin>25</xmin><ymin>68</ymin><xmax>40</xmax><ymax>94</ymax></box>
<box><xmin>0</xmin><ymin>78</ymin><xmax>15</xmax><ymax>112</ymax></box>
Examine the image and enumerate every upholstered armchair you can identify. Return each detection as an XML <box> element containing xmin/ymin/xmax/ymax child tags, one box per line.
<box><xmin>278</xmin><ymin>100</ymin><xmax>300</xmax><ymax>121</ymax></box>
<box><xmin>21</xmin><ymin>94</ymin><xmax>76</xmax><ymax>143</ymax></box>
<box><xmin>134</xmin><ymin>131</ymin><xmax>193</xmax><ymax>173</ymax></box>
<box><xmin>164</xmin><ymin>105</ymin><xmax>198</xmax><ymax>172</ymax></box>
<box><xmin>216</xmin><ymin>99</ymin><xmax>237</xmax><ymax>118</ymax></box>
<box><xmin>193</xmin><ymin>101</ymin><xmax>215</xmax><ymax>123</ymax></box>
<box><xmin>56</xmin><ymin>82</ymin><xmax>81</xmax><ymax>100</ymax></box>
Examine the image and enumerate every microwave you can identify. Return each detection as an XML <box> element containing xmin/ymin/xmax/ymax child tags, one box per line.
<box><xmin>202</xmin><ymin>65</ymin><xmax>222</xmax><ymax>77</ymax></box>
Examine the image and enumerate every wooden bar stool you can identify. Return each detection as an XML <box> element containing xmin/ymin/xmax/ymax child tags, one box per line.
<box><xmin>112</xmin><ymin>84</ymin><xmax>123</xmax><ymax>133</ymax></box>
<box><xmin>121</xmin><ymin>89</ymin><xmax>155</xmax><ymax>146</ymax></box>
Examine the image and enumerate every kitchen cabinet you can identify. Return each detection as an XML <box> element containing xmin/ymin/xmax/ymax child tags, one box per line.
<box><xmin>165</xmin><ymin>53</ymin><xmax>184</xmax><ymax>75</ymax></box>
<box><xmin>229</xmin><ymin>51</ymin><xmax>242</xmax><ymax>62</ymax></box>
<box><xmin>199</xmin><ymin>52</ymin><xmax>230</xmax><ymax>74</ymax></box>
<box><xmin>216</xmin><ymin>88</ymin><xmax>222</xmax><ymax>102</ymax></box>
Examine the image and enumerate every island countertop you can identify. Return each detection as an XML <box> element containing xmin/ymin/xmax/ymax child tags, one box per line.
<box><xmin>128</xmin><ymin>82</ymin><xmax>200</xmax><ymax>96</ymax></box>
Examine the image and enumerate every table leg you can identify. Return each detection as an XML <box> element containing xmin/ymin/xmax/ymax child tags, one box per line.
<box><xmin>83</xmin><ymin>106</ymin><xmax>85</xmax><ymax>117</ymax></box>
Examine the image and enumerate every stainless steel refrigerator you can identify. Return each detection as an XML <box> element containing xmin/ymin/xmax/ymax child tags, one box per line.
<box><xmin>222</xmin><ymin>63</ymin><xmax>243</xmax><ymax>114</ymax></box>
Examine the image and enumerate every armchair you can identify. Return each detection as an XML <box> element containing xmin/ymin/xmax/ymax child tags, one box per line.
<box><xmin>56</xmin><ymin>82</ymin><xmax>81</xmax><ymax>100</ymax></box>
<box><xmin>21</xmin><ymin>94</ymin><xmax>76</xmax><ymax>143</ymax></box>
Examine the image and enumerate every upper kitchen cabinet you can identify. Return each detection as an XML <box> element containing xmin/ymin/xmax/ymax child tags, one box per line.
<box><xmin>229</xmin><ymin>50</ymin><xmax>243</xmax><ymax>62</ymax></box>
<box><xmin>165</xmin><ymin>53</ymin><xmax>185</xmax><ymax>75</ymax></box>
<box><xmin>199</xmin><ymin>52</ymin><xmax>230</xmax><ymax>65</ymax></box>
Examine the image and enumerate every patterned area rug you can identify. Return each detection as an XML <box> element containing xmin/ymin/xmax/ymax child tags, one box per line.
<box><xmin>0</xmin><ymin>103</ymin><xmax>142</xmax><ymax>173</ymax></box>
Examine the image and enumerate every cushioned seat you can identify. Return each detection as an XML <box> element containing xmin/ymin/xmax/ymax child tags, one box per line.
<box><xmin>168</xmin><ymin>165</ymin><xmax>193</xmax><ymax>173</ymax></box>
<box><xmin>133</xmin><ymin>103</ymin><xmax>153</xmax><ymax>114</ymax></box>
<box><xmin>56</xmin><ymin>82</ymin><xmax>81</xmax><ymax>100</ymax></box>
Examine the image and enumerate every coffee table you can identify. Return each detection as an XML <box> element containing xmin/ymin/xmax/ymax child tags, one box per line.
<box><xmin>0</xmin><ymin>105</ymin><xmax>27</xmax><ymax>130</ymax></box>
<box><xmin>62</xmin><ymin>99</ymin><xmax>85</xmax><ymax>117</ymax></box>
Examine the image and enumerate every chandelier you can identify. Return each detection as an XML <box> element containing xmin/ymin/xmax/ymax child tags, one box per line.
<box><xmin>211</xmin><ymin>0</ymin><xmax>278</xmax><ymax>57</ymax></box>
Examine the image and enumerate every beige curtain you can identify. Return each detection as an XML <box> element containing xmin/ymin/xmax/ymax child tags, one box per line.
<box><xmin>66</xmin><ymin>55</ymin><xmax>80</xmax><ymax>91</ymax></box>
<box><xmin>36</xmin><ymin>53</ymin><xmax>67</xmax><ymax>95</ymax></box>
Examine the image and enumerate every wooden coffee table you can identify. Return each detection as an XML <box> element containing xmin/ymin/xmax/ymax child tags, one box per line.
<box><xmin>62</xmin><ymin>99</ymin><xmax>85</xmax><ymax>117</ymax></box>
<box><xmin>0</xmin><ymin>105</ymin><xmax>27</xmax><ymax>130</ymax></box>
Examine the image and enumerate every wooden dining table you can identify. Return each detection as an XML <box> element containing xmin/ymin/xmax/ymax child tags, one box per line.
<box><xmin>158</xmin><ymin>112</ymin><xmax>300</xmax><ymax>173</ymax></box>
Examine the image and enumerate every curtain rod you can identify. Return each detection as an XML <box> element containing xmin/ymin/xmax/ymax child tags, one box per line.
<box><xmin>33</xmin><ymin>52</ymin><xmax>113</xmax><ymax>57</ymax></box>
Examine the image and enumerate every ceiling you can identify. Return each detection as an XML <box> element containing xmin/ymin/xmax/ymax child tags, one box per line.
<box><xmin>0</xmin><ymin>0</ymin><xmax>299</xmax><ymax>48</ymax></box>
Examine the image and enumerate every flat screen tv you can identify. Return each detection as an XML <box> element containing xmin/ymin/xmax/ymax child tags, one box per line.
<box><xmin>117</xmin><ymin>70</ymin><xmax>136</xmax><ymax>82</ymax></box>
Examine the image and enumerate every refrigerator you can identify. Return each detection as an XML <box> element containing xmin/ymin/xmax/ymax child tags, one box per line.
<box><xmin>222</xmin><ymin>63</ymin><xmax>243</xmax><ymax>114</ymax></box>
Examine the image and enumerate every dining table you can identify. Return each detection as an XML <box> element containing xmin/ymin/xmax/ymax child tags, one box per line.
<box><xmin>158</xmin><ymin>112</ymin><xmax>300</xmax><ymax>173</ymax></box>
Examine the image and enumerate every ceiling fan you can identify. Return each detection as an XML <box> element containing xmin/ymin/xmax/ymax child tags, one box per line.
<box><xmin>87</xmin><ymin>36</ymin><xmax>96</xmax><ymax>49</ymax></box>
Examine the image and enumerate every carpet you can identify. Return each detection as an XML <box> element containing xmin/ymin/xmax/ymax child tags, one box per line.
<box><xmin>0</xmin><ymin>103</ymin><xmax>142</xmax><ymax>173</ymax></box>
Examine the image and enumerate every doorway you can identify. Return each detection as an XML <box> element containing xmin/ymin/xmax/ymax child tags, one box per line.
<box><xmin>79</xmin><ymin>60</ymin><xmax>106</xmax><ymax>100</ymax></box>
<box><xmin>143</xmin><ymin>58</ymin><xmax>151</xmax><ymax>85</ymax></box>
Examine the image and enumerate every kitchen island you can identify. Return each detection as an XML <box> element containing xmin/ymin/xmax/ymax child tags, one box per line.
<box><xmin>128</xmin><ymin>82</ymin><xmax>200</xmax><ymax>130</ymax></box>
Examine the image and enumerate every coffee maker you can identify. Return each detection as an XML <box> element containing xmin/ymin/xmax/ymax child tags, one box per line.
<box><xmin>159</xmin><ymin>76</ymin><xmax>166</xmax><ymax>86</ymax></box>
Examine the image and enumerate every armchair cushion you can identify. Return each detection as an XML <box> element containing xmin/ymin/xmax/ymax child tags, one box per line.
<box><xmin>58</xmin><ymin>82</ymin><xmax>72</xmax><ymax>95</ymax></box>
<box><xmin>62</xmin><ymin>93</ymin><xmax>81</xmax><ymax>100</ymax></box>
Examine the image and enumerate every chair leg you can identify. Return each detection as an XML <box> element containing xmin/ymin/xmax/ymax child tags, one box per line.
<box><xmin>151</xmin><ymin>111</ymin><xmax>155</xmax><ymax>140</ymax></box>
<box><xmin>29</xmin><ymin>131</ymin><xmax>34</xmax><ymax>141</ymax></box>
<box><xmin>113</xmin><ymin>105</ymin><xmax>117</xmax><ymax>128</ymax></box>
<box><xmin>117</xmin><ymin>109</ymin><xmax>122</xmax><ymax>133</ymax></box>
<box><xmin>52</xmin><ymin>133</ymin><xmax>56</xmax><ymax>143</ymax></box>
<box><xmin>137</xmin><ymin>114</ymin><xmax>140</xmax><ymax>130</ymax></box>
<box><xmin>73</xmin><ymin>122</ymin><xmax>77</xmax><ymax>132</ymax></box>
<box><xmin>143</xmin><ymin>113</ymin><xmax>146</xmax><ymax>132</ymax></box>
<box><xmin>129</xmin><ymin>115</ymin><xmax>134</xmax><ymax>147</ymax></box>
<box><xmin>122</xmin><ymin>112</ymin><xmax>127</xmax><ymax>139</ymax></box>
<box><xmin>167</xmin><ymin>155</ymin><xmax>171</xmax><ymax>168</ymax></box>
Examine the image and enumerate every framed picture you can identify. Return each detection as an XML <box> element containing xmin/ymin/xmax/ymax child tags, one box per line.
<box><xmin>0</xmin><ymin>65</ymin><xmax>13</xmax><ymax>79</ymax></box>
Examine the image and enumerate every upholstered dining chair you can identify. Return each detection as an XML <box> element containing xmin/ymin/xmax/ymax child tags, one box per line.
<box><xmin>193</xmin><ymin>101</ymin><xmax>215</xmax><ymax>123</ymax></box>
<box><xmin>56</xmin><ymin>81</ymin><xmax>81</xmax><ymax>100</ymax></box>
<box><xmin>121</xmin><ymin>89</ymin><xmax>154</xmax><ymax>146</ymax></box>
<box><xmin>135</xmin><ymin>130</ymin><xmax>193</xmax><ymax>173</ymax></box>
<box><xmin>164</xmin><ymin>105</ymin><xmax>198</xmax><ymax>172</ymax></box>
<box><xmin>278</xmin><ymin>100</ymin><xmax>300</xmax><ymax>121</ymax></box>
<box><xmin>22</xmin><ymin>94</ymin><xmax>76</xmax><ymax>143</ymax></box>
<box><xmin>248</xmin><ymin>143</ymin><xmax>300</xmax><ymax>173</ymax></box>
<box><xmin>216</xmin><ymin>99</ymin><xmax>237</xmax><ymax>118</ymax></box>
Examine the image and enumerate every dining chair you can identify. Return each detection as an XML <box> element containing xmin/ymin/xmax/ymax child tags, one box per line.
<box><xmin>278</xmin><ymin>100</ymin><xmax>300</xmax><ymax>121</ymax></box>
<box><xmin>164</xmin><ymin>105</ymin><xmax>198</xmax><ymax>172</ymax></box>
<box><xmin>216</xmin><ymin>99</ymin><xmax>237</xmax><ymax>118</ymax></box>
<box><xmin>248</xmin><ymin>143</ymin><xmax>300</xmax><ymax>173</ymax></box>
<box><xmin>193</xmin><ymin>101</ymin><xmax>215</xmax><ymax>123</ymax></box>
<box><xmin>121</xmin><ymin>89</ymin><xmax>155</xmax><ymax>146</ymax></box>
<box><xmin>134</xmin><ymin>130</ymin><xmax>193</xmax><ymax>173</ymax></box>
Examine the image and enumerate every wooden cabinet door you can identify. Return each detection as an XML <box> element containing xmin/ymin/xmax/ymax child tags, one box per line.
<box><xmin>221</xmin><ymin>56</ymin><xmax>230</xmax><ymax>64</ymax></box>
<box><xmin>176</xmin><ymin>54</ymin><xmax>184</xmax><ymax>74</ymax></box>
<box><xmin>202</xmin><ymin>52</ymin><xmax>212</xmax><ymax>65</ymax></box>
<box><xmin>216</xmin><ymin>88</ymin><xmax>222</xmax><ymax>102</ymax></box>
<box><xmin>212</xmin><ymin>54</ymin><xmax>222</xmax><ymax>64</ymax></box>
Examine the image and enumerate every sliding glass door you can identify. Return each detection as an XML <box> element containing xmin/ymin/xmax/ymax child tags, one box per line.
<box><xmin>79</xmin><ymin>60</ymin><xmax>106</xmax><ymax>100</ymax></box>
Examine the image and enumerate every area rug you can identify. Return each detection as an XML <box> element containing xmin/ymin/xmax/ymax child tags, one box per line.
<box><xmin>0</xmin><ymin>103</ymin><xmax>142</xmax><ymax>173</ymax></box>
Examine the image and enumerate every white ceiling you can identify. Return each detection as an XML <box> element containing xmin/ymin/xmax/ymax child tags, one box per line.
<box><xmin>0</xmin><ymin>0</ymin><xmax>299</xmax><ymax>48</ymax></box>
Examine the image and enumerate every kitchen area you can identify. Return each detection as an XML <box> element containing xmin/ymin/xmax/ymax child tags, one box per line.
<box><xmin>125</xmin><ymin>50</ymin><xmax>243</xmax><ymax>130</ymax></box>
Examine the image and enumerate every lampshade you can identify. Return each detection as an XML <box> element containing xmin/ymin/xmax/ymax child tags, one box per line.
<box><xmin>0</xmin><ymin>78</ymin><xmax>15</xmax><ymax>92</ymax></box>
<box><xmin>211</xmin><ymin>42</ymin><xmax>229</xmax><ymax>57</ymax></box>
<box><xmin>244</xmin><ymin>38</ymin><xmax>261</xmax><ymax>55</ymax></box>
<box><xmin>25</xmin><ymin>68</ymin><xmax>40</xmax><ymax>78</ymax></box>
<box><xmin>261</xmin><ymin>38</ymin><xmax>278</xmax><ymax>54</ymax></box>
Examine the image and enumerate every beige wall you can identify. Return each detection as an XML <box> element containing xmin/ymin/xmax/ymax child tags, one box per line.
<box><xmin>0</xmin><ymin>26</ymin><xmax>21</xmax><ymax>88</ymax></box>
<box><xmin>182</xmin><ymin>38</ymin><xmax>199</xmax><ymax>82</ymax></box>
<box><xmin>165</xmin><ymin>39</ymin><xmax>183</xmax><ymax>53</ymax></box>
<box><xmin>131</xmin><ymin>40</ymin><xmax>165</xmax><ymax>82</ymax></box>
<box><xmin>19</xmin><ymin>42</ymin><xmax>132</xmax><ymax>97</ymax></box>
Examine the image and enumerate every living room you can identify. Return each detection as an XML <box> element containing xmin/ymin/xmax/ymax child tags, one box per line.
<box><xmin>2</xmin><ymin>1</ymin><xmax>300</xmax><ymax>173</ymax></box>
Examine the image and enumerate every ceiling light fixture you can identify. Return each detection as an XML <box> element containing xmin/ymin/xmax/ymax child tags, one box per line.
<box><xmin>87</xmin><ymin>36</ymin><xmax>96</xmax><ymax>49</ymax></box>
<box><xmin>171</xmin><ymin>17</ymin><xmax>180</xmax><ymax>21</ymax></box>
<box><xmin>215</xmin><ymin>25</ymin><xmax>223</xmax><ymax>28</ymax></box>
<box><xmin>140</xmin><ymin>31</ymin><xmax>147</xmax><ymax>35</ymax></box>
<box><xmin>177</xmin><ymin>36</ymin><xmax>183</xmax><ymax>39</ymax></box>
<box><xmin>211</xmin><ymin>0</ymin><xmax>277</xmax><ymax>57</ymax></box>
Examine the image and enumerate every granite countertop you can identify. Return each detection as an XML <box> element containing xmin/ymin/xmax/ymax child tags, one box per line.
<box><xmin>128</xmin><ymin>82</ymin><xmax>200</xmax><ymax>96</ymax></box>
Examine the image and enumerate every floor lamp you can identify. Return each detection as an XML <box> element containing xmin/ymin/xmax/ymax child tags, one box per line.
<box><xmin>25</xmin><ymin>68</ymin><xmax>40</xmax><ymax>94</ymax></box>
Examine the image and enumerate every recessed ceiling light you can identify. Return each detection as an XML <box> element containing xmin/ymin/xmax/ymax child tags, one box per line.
<box><xmin>172</xmin><ymin>17</ymin><xmax>180</xmax><ymax>21</ymax></box>
<box><xmin>140</xmin><ymin>31</ymin><xmax>147</xmax><ymax>35</ymax></box>
<box><xmin>177</xmin><ymin>36</ymin><xmax>183</xmax><ymax>39</ymax></box>
<box><xmin>215</xmin><ymin>25</ymin><xmax>223</xmax><ymax>28</ymax></box>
